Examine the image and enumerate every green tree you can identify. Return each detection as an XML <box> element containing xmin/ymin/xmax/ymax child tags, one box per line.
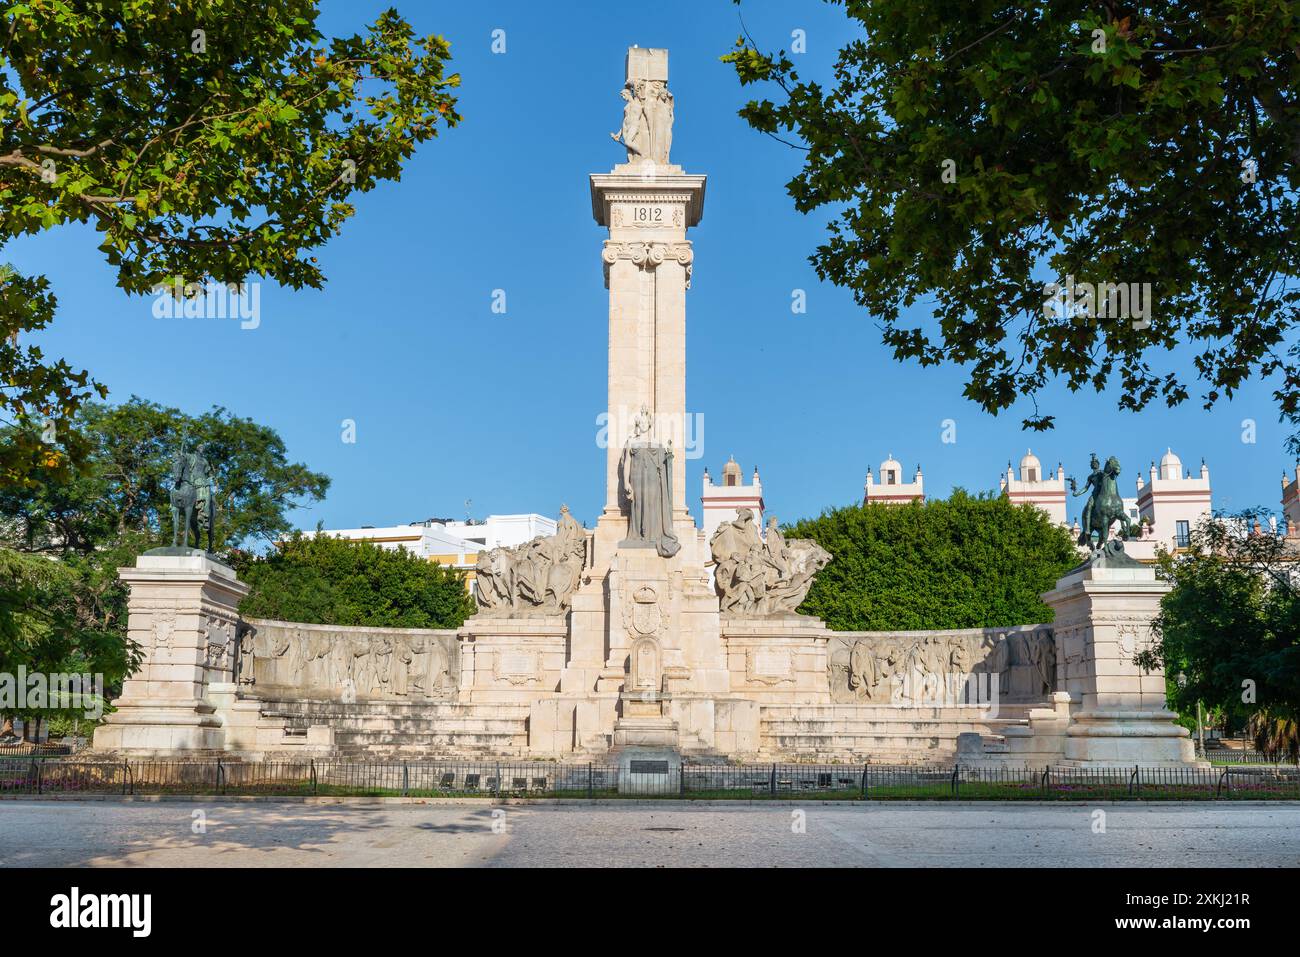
<box><xmin>725</xmin><ymin>2</ymin><xmax>1300</xmax><ymax>448</ymax></box>
<box><xmin>0</xmin><ymin>397</ymin><xmax>327</xmax><ymax>730</ymax></box>
<box><xmin>0</xmin><ymin>396</ymin><xmax>330</xmax><ymax>555</ymax></box>
<box><xmin>0</xmin><ymin>547</ymin><xmax>141</xmax><ymax>739</ymax></box>
<box><xmin>1</xmin><ymin>0</ymin><xmax>461</xmax><ymax>486</ymax></box>
<box><xmin>1137</xmin><ymin>512</ymin><xmax>1300</xmax><ymax>761</ymax></box>
<box><xmin>235</xmin><ymin>532</ymin><xmax>475</xmax><ymax>629</ymax></box>
<box><xmin>785</xmin><ymin>490</ymin><xmax>1078</xmax><ymax>630</ymax></box>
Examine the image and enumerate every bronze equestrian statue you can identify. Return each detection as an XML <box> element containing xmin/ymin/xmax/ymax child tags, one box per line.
<box><xmin>169</xmin><ymin>435</ymin><xmax>216</xmax><ymax>552</ymax></box>
<box><xmin>1069</xmin><ymin>453</ymin><xmax>1136</xmax><ymax>549</ymax></box>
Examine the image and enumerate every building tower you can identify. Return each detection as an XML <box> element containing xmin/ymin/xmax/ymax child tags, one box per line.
<box><xmin>1000</xmin><ymin>450</ymin><xmax>1067</xmax><ymax>525</ymax></box>
<box><xmin>701</xmin><ymin>456</ymin><xmax>764</xmax><ymax>542</ymax></box>
<box><xmin>864</xmin><ymin>454</ymin><xmax>924</xmax><ymax>505</ymax></box>
<box><xmin>1126</xmin><ymin>448</ymin><xmax>1211</xmax><ymax>558</ymax></box>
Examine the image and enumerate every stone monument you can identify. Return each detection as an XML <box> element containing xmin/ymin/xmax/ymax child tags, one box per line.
<box><xmin>93</xmin><ymin>52</ymin><xmax>1198</xmax><ymax>770</ymax></box>
<box><xmin>95</xmin><ymin>436</ymin><xmax>248</xmax><ymax>753</ymax></box>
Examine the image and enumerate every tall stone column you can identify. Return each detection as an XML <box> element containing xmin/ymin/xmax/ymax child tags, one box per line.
<box><xmin>1043</xmin><ymin>561</ymin><xmax>1201</xmax><ymax>766</ymax></box>
<box><xmin>590</xmin><ymin>46</ymin><xmax>706</xmax><ymax>565</ymax></box>
<box><xmin>94</xmin><ymin>553</ymin><xmax>248</xmax><ymax>754</ymax></box>
<box><xmin>604</xmin><ymin>254</ymin><xmax>642</xmax><ymax>516</ymax></box>
<box><xmin>653</xmin><ymin>253</ymin><xmax>690</xmax><ymax>519</ymax></box>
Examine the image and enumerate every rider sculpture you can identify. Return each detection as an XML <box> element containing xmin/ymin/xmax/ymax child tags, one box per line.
<box><xmin>1069</xmin><ymin>453</ymin><xmax>1135</xmax><ymax>550</ymax></box>
<box><xmin>169</xmin><ymin>435</ymin><xmax>216</xmax><ymax>552</ymax></box>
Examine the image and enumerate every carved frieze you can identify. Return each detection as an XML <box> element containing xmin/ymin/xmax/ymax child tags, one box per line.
<box><xmin>237</xmin><ymin>619</ymin><xmax>458</xmax><ymax>701</ymax></box>
<box><xmin>826</xmin><ymin>626</ymin><xmax>1057</xmax><ymax>705</ymax></box>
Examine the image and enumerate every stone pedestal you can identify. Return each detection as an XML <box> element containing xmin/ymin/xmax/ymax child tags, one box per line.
<box><xmin>1043</xmin><ymin>562</ymin><xmax>1201</xmax><ymax>766</ymax></box>
<box><xmin>723</xmin><ymin>615</ymin><xmax>833</xmax><ymax>704</ymax></box>
<box><xmin>94</xmin><ymin>552</ymin><xmax>248</xmax><ymax>754</ymax></box>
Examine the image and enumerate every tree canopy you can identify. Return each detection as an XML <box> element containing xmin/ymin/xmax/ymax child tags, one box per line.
<box><xmin>785</xmin><ymin>490</ymin><xmax>1079</xmax><ymax>630</ymax></box>
<box><xmin>0</xmin><ymin>396</ymin><xmax>330</xmax><ymax>555</ymax></box>
<box><xmin>1137</xmin><ymin>512</ymin><xmax>1300</xmax><ymax>760</ymax></box>
<box><xmin>725</xmin><ymin>2</ymin><xmax>1300</xmax><ymax>448</ymax></box>
<box><xmin>235</xmin><ymin>532</ymin><xmax>475</xmax><ymax>629</ymax></box>
<box><xmin>1</xmin><ymin>1</ymin><xmax>460</xmax><ymax>486</ymax></box>
<box><xmin>0</xmin><ymin>546</ymin><xmax>141</xmax><ymax>732</ymax></box>
<box><xmin>0</xmin><ymin>396</ymin><xmax>329</xmax><ymax>728</ymax></box>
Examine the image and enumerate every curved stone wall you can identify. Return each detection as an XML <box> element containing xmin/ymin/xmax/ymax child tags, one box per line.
<box><xmin>237</xmin><ymin>618</ymin><xmax>460</xmax><ymax>702</ymax></box>
<box><xmin>827</xmin><ymin>624</ymin><xmax>1055</xmax><ymax>704</ymax></box>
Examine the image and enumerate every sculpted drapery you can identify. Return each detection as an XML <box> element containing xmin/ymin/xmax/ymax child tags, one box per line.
<box><xmin>621</xmin><ymin>436</ymin><xmax>681</xmax><ymax>558</ymax></box>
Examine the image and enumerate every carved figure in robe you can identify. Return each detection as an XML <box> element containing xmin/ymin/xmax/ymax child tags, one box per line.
<box><xmin>474</xmin><ymin>547</ymin><xmax>514</xmax><ymax>611</ymax></box>
<box><xmin>620</xmin><ymin>407</ymin><xmax>680</xmax><ymax>558</ymax></box>
<box><xmin>644</xmin><ymin>80</ymin><xmax>674</xmax><ymax>164</ymax></box>
<box><xmin>543</xmin><ymin>505</ymin><xmax>586</xmax><ymax>610</ymax></box>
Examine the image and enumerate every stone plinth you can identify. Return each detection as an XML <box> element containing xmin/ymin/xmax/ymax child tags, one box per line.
<box><xmin>457</xmin><ymin>617</ymin><xmax>569</xmax><ymax>704</ymax></box>
<box><xmin>1043</xmin><ymin>562</ymin><xmax>1201</xmax><ymax>766</ymax></box>
<box><xmin>723</xmin><ymin>615</ymin><xmax>833</xmax><ymax>704</ymax></box>
<box><xmin>616</xmin><ymin>747</ymin><xmax>682</xmax><ymax>795</ymax></box>
<box><xmin>94</xmin><ymin>551</ymin><xmax>248</xmax><ymax>754</ymax></box>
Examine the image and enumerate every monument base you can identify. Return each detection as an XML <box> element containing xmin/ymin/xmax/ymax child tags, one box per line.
<box><xmin>93</xmin><ymin>552</ymin><xmax>247</xmax><ymax>756</ymax></box>
<box><xmin>1059</xmin><ymin>709</ymin><xmax>1204</xmax><ymax>767</ymax></box>
<box><xmin>1039</xmin><ymin>560</ymin><xmax>1204</xmax><ymax>768</ymax></box>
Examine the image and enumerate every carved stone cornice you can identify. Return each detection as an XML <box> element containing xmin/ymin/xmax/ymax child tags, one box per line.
<box><xmin>602</xmin><ymin>240</ymin><xmax>693</xmax><ymax>288</ymax></box>
<box><xmin>589</xmin><ymin>172</ymin><xmax>707</xmax><ymax>226</ymax></box>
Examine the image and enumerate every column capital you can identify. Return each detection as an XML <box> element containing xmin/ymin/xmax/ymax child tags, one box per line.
<box><xmin>601</xmin><ymin>240</ymin><xmax>693</xmax><ymax>288</ymax></box>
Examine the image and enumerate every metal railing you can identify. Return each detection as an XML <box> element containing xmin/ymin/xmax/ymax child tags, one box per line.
<box><xmin>3</xmin><ymin>758</ymin><xmax>1299</xmax><ymax>800</ymax></box>
<box><xmin>1195</xmin><ymin>746</ymin><xmax>1300</xmax><ymax>765</ymax></box>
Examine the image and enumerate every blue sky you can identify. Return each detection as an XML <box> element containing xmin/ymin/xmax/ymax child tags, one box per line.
<box><xmin>8</xmin><ymin>0</ymin><xmax>1296</xmax><ymax>534</ymax></box>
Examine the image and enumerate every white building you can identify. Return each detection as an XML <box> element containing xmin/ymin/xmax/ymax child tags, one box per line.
<box><xmin>701</xmin><ymin>457</ymin><xmax>763</xmax><ymax>542</ymax></box>
<box><xmin>306</xmin><ymin>513</ymin><xmax>558</xmax><ymax>573</ymax></box>
<box><xmin>992</xmin><ymin>447</ymin><xmax>1213</xmax><ymax>561</ymax></box>
<box><xmin>1000</xmin><ymin>450</ymin><xmax>1067</xmax><ymax>525</ymax></box>
<box><xmin>1124</xmin><ymin>449</ymin><xmax>1212</xmax><ymax>559</ymax></box>
<box><xmin>310</xmin><ymin>523</ymin><xmax>484</xmax><ymax>570</ymax></box>
<box><xmin>436</xmin><ymin>514</ymin><xmax>557</xmax><ymax>550</ymax></box>
<box><xmin>864</xmin><ymin>454</ymin><xmax>924</xmax><ymax>505</ymax></box>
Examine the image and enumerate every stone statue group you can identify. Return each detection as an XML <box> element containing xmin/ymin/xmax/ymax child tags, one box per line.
<box><xmin>239</xmin><ymin>624</ymin><xmax>454</xmax><ymax>700</ymax></box>
<box><xmin>473</xmin><ymin>506</ymin><xmax>587</xmax><ymax>615</ymax></box>
<box><xmin>710</xmin><ymin>508</ymin><xmax>831</xmax><ymax>616</ymax></box>
<box><xmin>612</xmin><ymin>76</ymin><xmax>674</xmax><ymax>165</ymax></box>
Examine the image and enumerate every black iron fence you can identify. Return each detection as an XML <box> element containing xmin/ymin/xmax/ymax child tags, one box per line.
<box><xmin>0</xmin><ymin>742</ymin><xmax>72</xmax><ymax>757</ymax></box>
<box><xmin>1195</xmin><ymin>746</ymin><xmax>1300</xmax><ymax>765</ymax></box>
<box><xmin>3</xmin><ymin>758</ymin><xmax>1300</xmax><ymax>800</ymax></box>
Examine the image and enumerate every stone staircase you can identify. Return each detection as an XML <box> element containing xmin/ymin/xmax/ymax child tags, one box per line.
<box><xmin>757</xmin><ymin>702</ymin><xmax>1041</xmax><ymax>765</ymax></box>
<box><xmin>255</xmin><ymin>698</ymin><xmax>531</xmax><ymax>759</ymax></box>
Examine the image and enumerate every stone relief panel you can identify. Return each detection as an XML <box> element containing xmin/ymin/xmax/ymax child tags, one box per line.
<box><xmin>472</xmin><ymin>505</ymin><xmax>587</xmax><ymax>617</ymax></box>
<box><xmin>237</xmin><ymin>619</ymin><xmax>458</xmax><ymax>702</ymax></box>
<box><xmin>710</xmin><ymin>509</ymin><xmax>831</xmax><ymax>617</ymax></box>
<box><xmin>826</xmin><ymin>625</ymin><xmax>1056</xmax><ymax>704</ymax></box>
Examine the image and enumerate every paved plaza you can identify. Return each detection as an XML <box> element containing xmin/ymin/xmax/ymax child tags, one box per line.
<box><xmin>1</xmin><ymin>801</ymin><xmax>1297</xmax><ymax>868</ymax></box>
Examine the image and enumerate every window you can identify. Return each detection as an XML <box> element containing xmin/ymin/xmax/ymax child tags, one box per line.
<box><xmin>1176</xmin><ymin>520</ymin><xmax>1190</xmax><ymax>548</ymax></box>
<box><xmin>1026</xmin><ymin>468</ymin><xmax>1038</xmax><ymax>482</ymax></box>
<box><xmin>725</xmin><ymin>474</ymin><xmax>736</xmax><ymax>487</ymax></box>
<box><xmin>885</xmin><ymin>470</ymin><xmax>897</xmax><ymax>485</ymax></box>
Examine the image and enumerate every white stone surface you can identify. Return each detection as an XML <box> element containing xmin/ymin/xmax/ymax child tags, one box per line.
<box><xmin>94</xmin><ymin>553</ymin><xmax>249</xmax><ymax>754</ymax></box>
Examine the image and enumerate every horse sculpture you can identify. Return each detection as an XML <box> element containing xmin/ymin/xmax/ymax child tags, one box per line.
<box><xmin>1070</xmin><ymin>454</ymin><xmax>1134</xmax><ymax>549</ymax></box>
<box><xmin>169</xmin><ymin>441</ymin><xmax>215</xmax><ymax>552</ymax></box>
